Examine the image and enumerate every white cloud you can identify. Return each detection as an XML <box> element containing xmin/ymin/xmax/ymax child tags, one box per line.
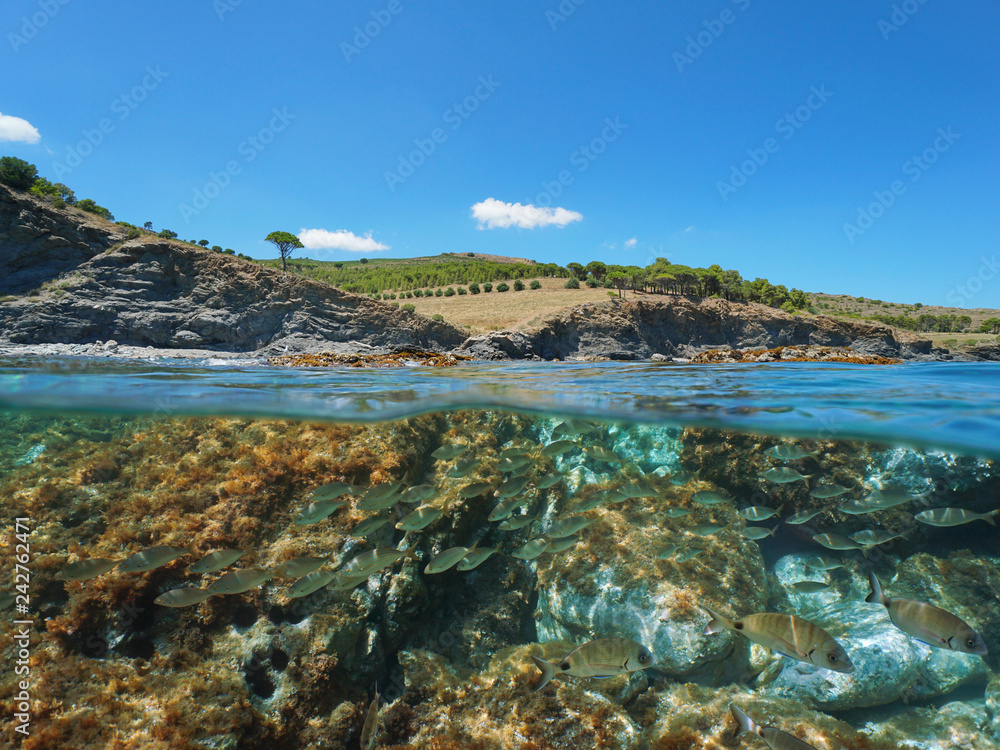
<box><xmin>624</xmin><ymin>237</ymin><xmax>637</xmax><ymax>247</ymax></box>
<box><xmin>0</xmin><ymin>113</ymin><xmax>40</xmax><ymax>144</ymax></box>
<box><xmin>470</xmin><ymin>198</ymin><xmax>582</xmax><ymax>230</ymax></box>
<box><xmin>297</xmin><ymin>228</ymin><xmax>390</xmax><ymax>253</ymax></box>
<box><xmin>684</xmin><ymin>225</ymin><xmax>695</xmax><ymax>232</ymax></box>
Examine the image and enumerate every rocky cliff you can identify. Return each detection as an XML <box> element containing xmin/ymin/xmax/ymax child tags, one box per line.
<box><xmin>0</xmin><ymin>184</ymin><xmax>950</xmax><ymax>359</ymax></box>
<box><xmin>459</xmin><ymin>296</ymin><xmax>937</xmax><ymax>361</ymax></box>
<box><xmin>0</xmin><ymin>185</ymin><xmax>466</xmax><ymax>352</ymax></box>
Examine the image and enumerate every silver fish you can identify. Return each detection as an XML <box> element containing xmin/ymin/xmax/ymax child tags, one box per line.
<box><xmin>546</xmin><ymin>535</ymin><xmax>579</xmax><ymax>553</ymax></box>
<box><xmin>805</xmin><ymin>555</ymin><xmax>845</xmax><ymax>571</ymax></box>
<box><xmin>764</xmin><ymin>445</ymin><xmax>819</xmax><ymax>462</ymax></box>
<box><xmin>327</xmin><ymin>572</ymin><xmax>370</xmax><ymax>592</ymax></box>
<box><xmin>730</xmin><ymin>704</ymin><xmax>820</xmax><ymax>750</ymax></box>
<box><xmin>272</xmin><ymin>556</ymin><xmax>328</xmax><ymax>579</ymax></box>
<box><xmin>155</xmin><ymin>587</ymin><xmax>212</xmax><ymax>607</ymax></box>
<box><xmin>866</xmin><ymin>572</ymin><xmax>987</xmax><ymax>655</ymax></box>
<box><xmin>285</xmin><ymin>570</ymin><xmax>337</xmax><ymax>599</ymax></box>
<box><xmin>356</xmin><ymin>481</ymin><xmax>404</xmax><ymax>511</ymax></box>
<box><xmin>809</xmin><ymin>484</ymin><xmax>852</xmax><ymax>499</ymax></box>
<box><xmin>447</xmin><ymin>457</ymin><xmax>479</xmax><ymax>478</ymax></box>
<box><xmin>424</xmin><ymin>546</ymin><xmax>471</xmax><ymax>574</ymax></box>
<box><xmin>915</xmin><ymin>507</ymin><xmax>999</xmax><ymax>527</ymax></box>
<box><xmin>396</xmin><ymin>505</ymin><xmax>445</xmax><ymax>531</ymax></box>
<box><xmin>340</xmin><ymin>548</ymin><xmax>417</xmax><ymax>578</ymax></box>
<box><xmin>500</xmin><ymin>446</ymin><xmax>531</xmax><ymax>460</ymax></box>
<box><xmin>702</xmin><ymin>606</ymin><xmax>853</xmax><ymax>673</ymax></box>
<box><xmin>741</xmin><ymin>526</ymin><xmax>777</xmax><ymax>541</ymax></box>
<box><xmin>456</xmin><ymin>546</ymin><xmax>499</xmax><ymax>571</ymax></box>
<box><xmin>574</xmin><ymin>488</ymin><xmax>623</xmax><ymax>511</ymax></box>
<box><xmin>536</xmin><ymin>473</ymin><xmax>564</xmax><ymax>489</ymax></box>
<box><xmin>761</xmin><ymin>467</ymin><xmax>811</xmax><ymax>484</ymax></box>
<box><xmin>399</xmin><ymin>484</ymin><xmax>436</xmax><ymax>504</ymax></box>
<box><xmin>865</xmin><ymin>488</ymin><xmax>921</xmax><ymax>507</ymax></box>
<box><xmin>849</xmin><ymin>529</ymin><xmax>905</xmax><ymax>551</ymax></box>
<box><xmin>499</xmin><ymin>454</ymin><xmax>532</xmax><ymax>471</ymax></box>
<box><xmin>740</xmin><ymin>505</ymin><xmax>782</xmax><ymax>521</ymax></box>
<box><xmin>119</xmin><ymin>546</ymin><xmax>192</xmax><ymax>574</ymax></box>
<box><xmin>432</xmin><ymin>443</ymin><xmax>468</xmax><ymax>460</ymax></box>
<box><xmin>498</xmin><ymin>514</ymin><xmax>538</xmax><ymax>531</ymax></box>
<box><xmin>530</xmin><ymin>638</ymin><xmax>653</xmax><ymax>690</ymax></box>
<box><xmin>205</xmin><ymin>568</ymin><xmax>273</xmax><ymax>595</ymax></box>
<box><xmin>55</xmin><ymin>557</ymin><xmax>120</xmax><ymax>582</ymax></box>
<box><xmin>189</xmin><ymin>549</ymin><xmax>246</xmax><ymax>575</ymax></box>
<box><xmin>540</xmin><ymin>440</ymin><xmax>577</xmax><ymax>456</ymax></box>
<box><xmin>584</xmin><ymin>445</ymin><xmax>622</xmax><ymax>463</ymax></box>
<box><xmin>351</xmin><ymin>517</ymin><xmax>390</xmax><ymax>537</ymax></box>
<box><xmin>496</xmin><ymin>475</ymin><xmax>531</xmax><ymax>498</ymax></box>
<box><xmin>656</xmin><ymin>543</ymin><xmax>682</xmax><ymax>559</ymax></box>
<box><xmin>812</xmin><ymin>533</ymin><xmax>863</xmax><ymax>551</ymax></box>
<box><xmin>662</xmin><ymin>508</ymin><xmax>691</xmax><ymax>518</ymax></box>
<box><xmin>786</xmin><ymin>509</ymin><xmax>824</xmax><ymax>525</ymax></box>
<box><xmin>789</xmin><ymin>581</ymin><xmax>831</xmax><ymax>594</ymax></box>
<box><xmin>294</xmin><ymin>499</ymin><xmax>347</xmax><ymax>525</ymax></box>
<box><xmin>360</xmin><ymin>687</ymin><xmax>380</xmax><ymax>750</ymax></box>
<box><xmin>692</xmin><ymin>490</ymin><xmax>729</xmax><ymax>506</ymax></box>
<box><xmin>512</xmin><ymin>538</ymin><xmax>550</xmax><ymax>560</ymax></box>
<box><xmin>488</xmin><ymin>495</ymin><xmax>529</xmax><ymax>522</ymax></box>
<box><xmin>308</xmin><ymin>481</ymin><xmax>356</xmax><ymax>501</ymax></box>
<box><xmin>670</xmin><ymin>470</ymin><xmax>696</xmax><ymax>486</ymax></box>
<box><xmin>545</xmin><ymin>515</ymin><xmax>595</xmax><ymax>539</ymax></box>
<box><xmin>459</xmin><ymin>481</ymin><xmax>494</xmax><ymax>499</ymax></box>
<box><xmin>676</xmin><ymin>548</ymin><xmax>704</xmax><ymax>562</ymax></box>
<box><xmin>618</xmin><ymin>482</ymin><xmax>658</xmax><ymax>499</ymax></box>
<box><xmin>0</xmin><ymin>592</ymin><xmax>16</xmax><ymax>609</ymax></box>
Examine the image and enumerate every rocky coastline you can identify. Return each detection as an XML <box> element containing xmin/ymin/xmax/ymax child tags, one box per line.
<box><xmin>3</xmin><ymin>184</ymin><xmax>995</xmax><ymax>363</ymax></box>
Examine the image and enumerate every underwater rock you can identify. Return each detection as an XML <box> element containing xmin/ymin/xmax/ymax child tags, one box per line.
<box><xmin>762</xmin><ymin>555</ymin><xmax>991</xmax><ymax>710</ymax></box>
<box><xmin>388</xmin><ymin>645</ymin><xmax>640</xmax><ymax>748</ymax></box>
<box><xmin>863</xmin><ymin>699</ymin><xmax>999</xmax><ymax>750</ymax></box>
<box><xmin>988</xmin><ymin>673</ymin><xmax>1000</xmax><ymax>742</ymax></box>
<box><xmin>535</xmin><ymin>495</ymin><xmax>768</xmax><ymax>683</ymax></box>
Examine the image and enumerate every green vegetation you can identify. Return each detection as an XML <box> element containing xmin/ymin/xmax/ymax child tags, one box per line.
<box><xmin>483</xmin><ymin>282</ymin><xmax>493</xmax><ymax>293</ymax></box>
<box><xmin>0</xmin><ymin>156</ymin><xmax>38</xmax><ymax>190</ymax></box>
<box><xmin>497</xmin><ymin>282</ymin><xmax>510</xmax><ymax>292</ymax></box>
<box><xmin>980</xmin><ymin>318</ymin><xmax>1000</xmax><ymax>334</ymax></box>
<box><xmin>513</xmin><ymin>279</ymin><xmax>525</xmax><ymax>291</ymax></box>
<box><xmin>564</xmin><ymin>277</ymin><xmax>580</xmax><ymax>289</ymax></box>
<box><xmin>530</xmin><ymin>279</ymin><xmax>541</xmax><ymax>290</ymax></box>
<box><xmin>265</xmin><ymin>231</ymin><xmax>303</xmax><ymax>272</ymax></box>
<box><xmin>75</xmin><ymin>198</ymin><xmax>114</xmax><ymax>221</ymax></box>
<box><xmin>469</xmin><ymin>283</ymin><xmax>481</xmax><ymax>294</ymax></box>
<box><xmin>867</xmin><ymin>312</ymin><xmax>973</xmax><ymax>333</ymax></box>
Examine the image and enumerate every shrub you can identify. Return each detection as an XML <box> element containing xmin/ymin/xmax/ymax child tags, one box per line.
<box><xmin>223</xmin><ymin>249</ymin><xmax>235</xmax><ymax>255</ymax></box>
<box><xmin>497</xmin><ymin>282</ymin><xmax>510</xmax><ymax>292</ymax></box>
<box><xmin>444</xmin><ymin>287</ymin><xmax>456</xmax><ymax>297</ymax></box>
<box><xmin>52</xmin><ymin>197</ymin><xmax>66</xmax><ymax>208</ymax></box>
<box><xmin>212</xmin><ymin>245</ymin><xmax>222</xmax><ymax>252</ymax></box>
<box><xmin>483</xmin><ymin>282</ymin><xmax>493</xmax><ymax>292</ymax></box>
<box><xmin>360</xmin><ymin>258</ymin><xmax>368</xmax><ymax>264</ymax></box>
<box><xmin>374</xmin><ymin>293</ymin><xmax>382</xmax><ymax>300</ymax></box>
<box><xmin>942</xmin><ymin>339</ymin><xmax>957</xmax><ymax>348</ymax></box>
<box><xmin>513</xmin><ymin>279</ymin><xmax>525</xmax><ymax>291</ymax></box>
<box><xmin>467</xmin><ymin>252</ymin><xmax>474</xmax><ymax>257</ymax></box>
<box><xmin>564</xmin><ymin>277</ymin><xmax>580</xmax><ymax>289</ymax></box>
<box><xmin>198</xmin><ymin>239</ymin><xmax>209</xmax><ymax>247</ymax></box>
<box><xmin>457</xmin><ymin>286</ymin><xmax>467</xmax><ymax>295</ymax></box>
<box><xmin>530</xmin><ymin>279</ymin><xmax>541</xmax><ymax>290</ymax></box>
<box><xmin>0</xmin><ymin>156</ymin><xmax>38</xmax><ymax>190</ymax></box>
<box><xmin>413</xmin><ymin>289</ymin><xmax>423</xmax><ymax>297</ymax></box>
<box><xmin>402</xmin><ymin>303</ymin><xmax>416</xmax><ymax>312</ymax></box>
<box><xmin>126</xmin><ymin>227</ymin><xmax>143</xmax><ymax>240</ymax></box>
<box><xmin>158</xmin><ymin>229</ymin><xmax>178</xmax><ymax>239</ymax></box>
<box><xmin>469</xmin><ymin>283</ymin><xmax>481</xmax><ymax>294</ymax></box>
<box><xmin>432</xmin><ymin>314</ymin><xmax>444</xmax><ymax>321</ymax></box>
<box><xmin>425</xmin><ymin>289</ymin><xmax>434</xmax><ymax>296</ymax></box>
<box><xmin>585</xmin><ymin>278</ymin><xmax>598</xmax><ymax>288</ymax></box>
<box><xmin>435</xmin><ymin>288</ymin><xmax>444</xmax><ymax>297</ymax></box>
<box><xmin>76</xmin><ymin>198</ymin><xmax>114</xmax><ymax>221</ymax></box>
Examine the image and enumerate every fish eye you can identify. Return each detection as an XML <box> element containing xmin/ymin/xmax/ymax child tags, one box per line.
<box><xmin>560</xmin><ymin>660</ymin><xmax>571</xmax><ymax>671</ymax></box>
<box><xmin>967</xmin><ymin>638</ymin><xmax>977</xmax><ymax>648</ymax></box>
<box><xmin>828</xmin><ymin>654</ymin><xmax>838</xmax><ymax>663</ymax></box>
<box><xmin>639</xmin><ymin>653</ymin><xmax>649</xmax><ymax>663</ymax></box>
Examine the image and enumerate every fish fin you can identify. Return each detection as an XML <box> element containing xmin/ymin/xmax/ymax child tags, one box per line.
<box><xmin>865</xmin><ymin>571</ymin><xmax>887</xmax><ymax>606</ymax></box>
<box><xmin>403</xmin><ymin>547</ymin><xmax>420</xmax><ymax>563</ymax></box>
<box><xmin>530</xmin><ymin>655</ymin><xmax>556</xmax><ymax>691</ymax></box>
<box><xmin>700</xmin><ymin>605</ymin><xmax>732</xmax><ymax>634</ymax></box>
<box><xmin>186</xmin><ymin>543</ymin><xmax>200</xmax><ymax>557</ymax></box>
<box><xmin>986</xmin><ymin>510</ymin><xmax>999</xmax><ymax>526</ymax></box>
<box><xmin>861</xmin><ymin>547</ymin><xmax>869</xmax><ymax>559</ymax></box>
<box><xmin>730</xmin><ymin>704</ymin><xmax>759</xmax><ymax>737</ymax></box>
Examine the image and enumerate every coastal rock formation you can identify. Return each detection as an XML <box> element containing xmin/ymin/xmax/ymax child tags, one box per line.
<box><xmin>459</xmin><ymin>296</ymin><xmax>937</xmax><ymax>361</ymax></box>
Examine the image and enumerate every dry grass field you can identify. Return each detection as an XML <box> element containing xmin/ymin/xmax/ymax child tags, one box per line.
<box><xmin>402</xmin><ymin>277</ymin><xmax>617</xmax><ymax>333</ymax></box>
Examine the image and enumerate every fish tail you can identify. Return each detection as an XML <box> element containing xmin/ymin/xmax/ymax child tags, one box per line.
<box><xmin>865</xmin><ymin>571</ymin><xmax>887</xmax><ymax>606</ymax></box>
<box><xmin>530</xmin><ymin>655</ymin><xmax>557</xmax><ymax>691</ymax></box>
<box><xmin>729</xmin><ymin>704</ymin><xmax>759</xmax><ymax>737</ymax></box>
<box><xmin>700</xmin><ymin>605</ymin><xmax>733</xmax><ymax>634</ymax></box>
<box><xmin>403</xmin><ymin>547</ymin><xmax>420</xmax><ymax>563</ymax></box>
<box><xmin>985</xmin><ymin>510</ymin><xmax>999</xmax><ymax>526</ymax></box>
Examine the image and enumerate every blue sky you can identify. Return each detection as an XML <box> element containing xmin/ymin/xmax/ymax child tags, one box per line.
<box><xmin>3</xmin><ymin>0</ymin><xmax>998</xmax><ymax>306</ymax></box>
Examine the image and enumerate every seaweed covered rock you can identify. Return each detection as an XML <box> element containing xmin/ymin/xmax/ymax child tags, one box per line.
<box><xmin>535</xmin><ymin>489</ymin><xmax>768</xmax><ymax>683</ymax></box>
<box><xmin>865</xmin><ymin>700</ymin><xmax>999</xmax><ymax>750</ymax></box>
<box><xmin>382</xmin><ymin>645</ymin><xmax>640</xmax><ymax>748</ymax></box>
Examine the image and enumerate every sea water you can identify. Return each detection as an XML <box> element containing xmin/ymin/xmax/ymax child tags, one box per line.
<box><xmin>0</xmin><ymin>358</ymin><xmax>998</xmax><ymax>749</ymax></box>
